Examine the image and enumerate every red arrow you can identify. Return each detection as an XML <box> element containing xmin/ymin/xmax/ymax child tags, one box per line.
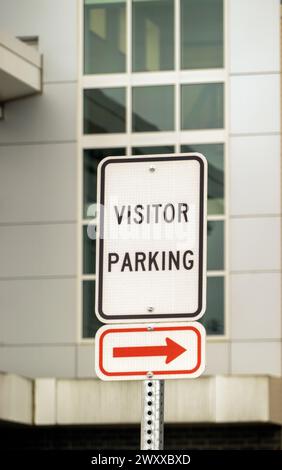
<box><xmin>113</xmin><ymin>337</ymin><xmax>187</xmax><ymax>364</ymax></box>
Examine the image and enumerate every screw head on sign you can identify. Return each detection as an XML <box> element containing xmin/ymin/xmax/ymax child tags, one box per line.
<box><xmin>147</xmin><ymin>306</ymin><xmax>154</xmax><ymax>312</ymax></box>
<box><xmin>147</xmin><ymin>371</ymin><xmax>154</xmax><ymax>378</ymax></box>
<box><xmin>149</xmin><ymin>166</ymin><xmax>156</xmax><ymax>172</ymax></box>
<box><xmin>147</xmin><ymin>325</ymin><xmax>154</xmax><ymax>331</ymax></box>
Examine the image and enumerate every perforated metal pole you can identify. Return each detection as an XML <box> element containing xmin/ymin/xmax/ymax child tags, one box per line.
<box><xmin>141</xmin><ymin>379</ymin><xmax>165</xmax><ymax>450</ymax></box>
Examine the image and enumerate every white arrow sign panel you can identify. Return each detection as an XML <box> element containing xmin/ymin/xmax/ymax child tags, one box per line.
<box><xmin>95</xmin><ymin>322</ymin><xmax>205</xmax><ymax>381</ymax></box>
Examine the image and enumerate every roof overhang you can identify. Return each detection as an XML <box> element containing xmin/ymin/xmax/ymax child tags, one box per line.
<box><xmin>0</xmin><ymin>373</ymin><xmax>281</xmax><ymax>426</ymax></box>
<box><xmin>0</xmin><ymin>32</ymin><xmax>42</xmax><ymax>104</ymax></box>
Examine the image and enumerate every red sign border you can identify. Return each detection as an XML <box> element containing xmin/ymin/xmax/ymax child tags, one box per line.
<box><xmin>98</xmin><ymin>325</ymin><xmax>202</xmax><ymax>377</ymax></box>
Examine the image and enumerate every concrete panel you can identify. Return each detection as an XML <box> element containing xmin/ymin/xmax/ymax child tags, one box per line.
<box><xmin>0</xmin><ymin>143</ymin><xmax>77</xmax><ymax>223</ymax></box>
<box><xmin>55</xmin><ymin>376</ymin><xmax>278</xmax><ymax>425</ymax></box>
<box><xmin>0</xmin><ymin>345</ymin><xmax>76</xmax><ymax>378</ymax></box>
<box><xmin>0</xmin><ymin>373</ymin><xmax>32</xmax><ymax>424</ymax></box>
<box><xmin>229</xmin><ymin>0</ymin><xmax>280</xmax><ymax>74</ymax></box>
<box><xmin>57</xmin><ymin>379</ymin><xmax>141</xmax><ymax>424</ymax></box>
<box><xmin>230</xmin><ymin>217</ymin><xmax>281</xmax><ymax>272</ymax></box>
<box><xmin>230</xmin><ymin>74</ymin><xmax>280</xmax><ymax>135</ymax></box>
<box><xmin>34</xmin><ymin>378</ymin><xmax>56</xmax><ymax>425</ymax></box>
<box><xmin>165</xmin><ymin>378</ymin><xmax>214</xmax><ymax>423</ymax></box>
<box><xmin>231</xmin><ymin>341</ymin><xmax>282</xmax><ymax>376</ymax></box>
<box><xmin>269</xmin><ymin>377</ymin><xmax>282</xmax><ymax>424</ymax></box>
<box><xmin>0</xmin><ymin>83</ymin><xmax>77</xmax><ymax>144</ymax></box>
<box><xmin>230</xmin><ymin>135</ymin><xmax>281</xmax><ymax>216</ymax></box>
<box><xmin>215</xmin><ymin>376</ymin><xmax>269</xmax><ymax>423</ymax></box>
<box><xmin>0</xmin><ymin>0</ymin><xmax>77</xmax><ymax>82</ymax></box>
<box><xmin>1</xmin><ymin>375</ymin><xmax>281</xmax><ymax>426</ymax></box>
<box><xmin>77</xmin><ymin>344</ymin><xmax>95</xmax><ymax>378</ymax></box>
<box><xmin>204</xmin><ymin>342</ymin><xmax>230</xmax><ymax>375</ymax></box>
<box><xmin>231</xmin><ymin>273</ymin><xmax>281</xmax><ymax>340</ymax></box>
<box><xmin>0</xmin><ymin>278</ymin><xmax>77</xmax><ymax>344</ymax></box>
<box><xmin>0</xmin><ymin>223</ymin><xmax>77</xmax><ymax>278</ymax></box>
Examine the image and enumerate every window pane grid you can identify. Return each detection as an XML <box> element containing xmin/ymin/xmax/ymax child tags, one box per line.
<box><xmin>83</xmin><ymin>0</ymin><xmax>224</xmax><ymax>76</ymax></box>
<box><xmin>81</xmin><ymin>0</ymin><xmax>226</xmax><ymax>339</ymax></box>
<box><xmin>83</xmin><ymin>84</ymin><xmax>225</xmax><ymax>134</ymax></box>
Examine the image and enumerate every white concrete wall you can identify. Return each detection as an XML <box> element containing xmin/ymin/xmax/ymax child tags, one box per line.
<box><xmin>0</xmin><ymin>0</ymin><xmax>281</xmax><ymax>384</ymax></box>
<box><xmin>0</xmin><ymin>373</ymin><xmax>33</xmax><ymax>424</ymax></box>
<box><xmin>2</xmin><ymin>373</ymin><xmax>281</xmax><ymax>426</ymax></box>
<box><xmin>0</xmin><ymin>0</ymin><xmax>79</xmax><ymax>378</ymax></box>
<box><xmin>229</xmin><ymin>0</ymin><xmax>282</xmax><ymax>376</ymax></box>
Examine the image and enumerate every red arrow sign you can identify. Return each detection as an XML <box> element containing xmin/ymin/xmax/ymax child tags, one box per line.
<box><xmin>96</xmin><ymin>324</ymin><xmax>205</xmax><ymax>380</ymax></box>
<box><xmin>113</xmin><ymin>337</ymin><xmax>186</xmax><ymax>364</ymax></box>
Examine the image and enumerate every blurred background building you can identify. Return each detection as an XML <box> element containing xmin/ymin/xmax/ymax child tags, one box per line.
<box><xmin>0</xmin><ymin>0</ymin><xmax>281</xmax><ymax>450</ymax></box>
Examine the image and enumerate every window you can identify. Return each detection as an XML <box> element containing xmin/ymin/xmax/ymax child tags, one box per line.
<box><xmin>83</xmin><ymin>280</ymin><xmax>102</xmax><ymax>338</ymax></box>
<box><xmin>84</xmin><ymin>88</ymin><xmax>126</xmax><ymax>134</ymax></box>
<box><xmin>132</xmin><ymin>145</ymin><xmax>175</xmax><ymax>155</ymax></box>
<box><xmin>181</xmin><ymin>83</ymin><xmax>224</xmax><ymax>130</ymax></box>
<box><xmin>83</xmin><ymin>225</ymin><xmax>96</xmax><ymax>275</ymax></box>
<box><xmin>82</xmin><ymin>148</ymin><xmax>126</xmax><ymax>338</ymax></box>
<box><xmin>202</xmin><ymin>277</ymin><xmax>224</xmax><ymax>335</ymax></box>
<box><xmin>181</xmin><ymin>144</ymin><xmax>224</xmax><ymax>215</ymax></box>
<box><xmin>132</xmin><ymin>0</ymin><xmax>174</xmax><ymax>72</ymax></box>
<box><xmin>132</xmin><ymin>85</ymin><xmax>174</xmax><ymax>132</ymax></box>
<box><xmin>83</xmin><ymin>147</ymin><xmax>126</xmax><ymax>218</ymax></box>
<box><xmin>181</xmin><ymin>144</ymin><xmax>225</xmax><ymax>336</ymax></box>
<box><xmin>207</xmin><ymin>220</ymin><xmax>224</xmax><ymax>271</ymax></box>
<box><xmin>81</xmin><ymin>0</ymin><xmax>227</xmax><ymax>339</ymax></box>
<box><xmin>181</xmin><ymin>0</ymin><xmax>224</xmax><ymax>70</ymax></box>
<box><xmin>84</xmin><ymin>0</ymin><xmax>126</xmax><ymax>74</ymax></box>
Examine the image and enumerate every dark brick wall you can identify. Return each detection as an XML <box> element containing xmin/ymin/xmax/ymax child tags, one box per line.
<box><xmin>0</xmin><ymin>423</ymin><xmax>281</xmax><ymax>450</ymax></box>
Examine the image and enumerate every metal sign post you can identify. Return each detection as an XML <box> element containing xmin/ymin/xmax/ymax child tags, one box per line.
<box><xmin>141</xmin><ymin>379</ymin><xmax>164</xmax><ymax>450</ymax></box>
<box><xmin>94</xmin><ymin>153</ymin><xmax>208</xmax><ymax>450</ymax></box>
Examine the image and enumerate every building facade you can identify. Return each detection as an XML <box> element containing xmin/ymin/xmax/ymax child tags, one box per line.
<box><xmin>0</xmin><ymin>0</ymin><xmax>281</xmax><ymax>449</ymax></box>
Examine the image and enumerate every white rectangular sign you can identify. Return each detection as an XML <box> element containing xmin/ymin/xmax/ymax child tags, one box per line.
<box><xmin>95</xmin><ymin>322</ymin><xmax>206</xmax><ymax>381</ymax></box>
<box><xmin>95</xmin><ymin>154</ymin><xmax>207</xmax><ymax>323</ymax></box>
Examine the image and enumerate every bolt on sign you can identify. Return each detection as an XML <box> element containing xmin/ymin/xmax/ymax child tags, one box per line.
<box><xmin>95</xmin><ymin>323</ymin><xmax>205</xmax><ymax>381</ymax></box>
<box><xmin>95</xmin><ymin>154</ymin><xmax>207</xmax><ymax>323</ymax></box>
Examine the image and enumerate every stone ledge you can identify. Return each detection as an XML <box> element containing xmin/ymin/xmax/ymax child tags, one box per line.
<box><xmin>0</xmin><ymin>373</ymin><xmax>281</xmax><ymax>426</ymax></box>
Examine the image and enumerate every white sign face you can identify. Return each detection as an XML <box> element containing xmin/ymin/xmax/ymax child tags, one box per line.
<box><xmin>95</xmin><ymin>154</ymin><xmax>207</xmax><ymax>323</ymax></box>
<box><xmin>95</xmin><ymin>322</ymin><xmax>205</xmax><ymax>381</ymax></box>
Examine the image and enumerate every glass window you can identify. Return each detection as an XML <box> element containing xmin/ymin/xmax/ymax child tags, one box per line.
<box><xmin>181</xmin><ymin>0</ymin><xmax>223</xmax><ymax>70</ymax></box>
<box><xmin>207</xmin><ymin>220</ymin><xmax>224</xmax><ymax>271</ymax></box>
<box><xmin>201</xmin><ymin>276</ymin><xmax>224</xmax><ymax>335</ymax></box>
<box><xmin>84</xmin><ymin>0</ymin><xmax>126</xmax><ymax>74</ymax></box>
<box><xmin>83</xmin><ymin>281</ymin><xmax>102</xmax><ymax>338</ymax></box>
<box><xmin>181</xmin><ymin>83</ymin><xmax>224</xmax><ymax>130</ymax></box>
<box><xmin>83</xmin><ymin>225</ymin><xmax>96</xmax><ymax>274</ymax></box>
<box><xmin>132</xmin><ymin>85</ymin><xmax>174</xmax><ymax>132</ymax></box>
<box><xmin>132</xmin><ymin>0</ymin><xmax>174</xmax><ymax>72</ymax></box>
<box><xmin>83</xmin><ymin>147</ymin><xmax>126</xmax><ymax>217</ymax></box>
<box><xmin>84</xmin><ymin>87</ymin><xmax>126</xmax><ymax>134</ymax></box>
<box><xmin>181</xmin><ymin>144</ymin><xmax>224</xmax><ymax>215</ymax></box>
<box><xmin>132</xmin><ymin>145</ymin><xmax>175</xmax><ymax>155</ymax></box>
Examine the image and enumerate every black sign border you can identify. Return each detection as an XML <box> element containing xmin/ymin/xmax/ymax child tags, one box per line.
<box><xmin>97</xmin><ymin>155</ymin><xmax>205</xmax><ymax>321</ymax></box>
